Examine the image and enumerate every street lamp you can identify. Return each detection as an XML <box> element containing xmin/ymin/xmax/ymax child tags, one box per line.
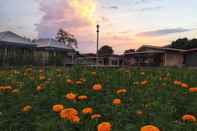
<box><xmin>96</xmin><ymin>24</ymin><xmax>100</xmax><ymax>66</ymax></box>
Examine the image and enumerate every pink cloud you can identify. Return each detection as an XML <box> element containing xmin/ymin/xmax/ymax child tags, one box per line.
<box><xmin>36</xmin><ymin>0</ymin><xmax>95</xmax><ymax>37</ymax></box>
<box><xmin>36</xmin><ymin>0</ymin><xmax>98</xmax><ymax>53</ymax></box>
<box><xmin>35</xmin><ymin>0</ymin><xmax>138</xmax><ymax>54</ymax></box>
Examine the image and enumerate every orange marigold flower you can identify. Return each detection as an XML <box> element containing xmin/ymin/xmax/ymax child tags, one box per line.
<box><xmin>82</xmin><ymin>107</ymin><xmax>93</xmax><ymax>114</ymax></box>
<box><xmin>92</xmin><ymin>84</ymin><xmax>102</xmax><ymax>91</ymax></box>
<box><xmin>21</xmin><ymin>105</ymin><xmax>32</xmax><ymax>113</ymax></box>
<box><xmin>78</xmin><ymin>95</ymin><xmax>88</xmax><ymax>101</ymax></box>
<box><xmin>182</xmin><ymin>114</ymin><xmax>197</xmax><ymax>122</ymax></box>
<box><xmin>112</xmin><ymin>98</ymin><xmax>121</xmax><ymax>106</ymax></box>
<box><xmin>65</xmin><ymin>92</ymin><xmax>77</xmax><ymax>101</ymax></box>
<box><xmin>181</xmin><ymin>83</ymin><xmax>189</xmax><ymax>88</ymax></box>
<box><xmin>116</xmin><ymin>89</ymin><xmax>127</xmax><ymax>95</ymax></box>
<box><xmin>60</xmin><ymin>108</ymin><xmax>78</xmax><ymax>120</ymax></box>
<box><xmin>174</xmin><ymin>80</ymin><xmax>182</xmax><ymax>85</ymax></box>
<box><xmin>52</xmin><ymin>104</ymin><xmax>64</xmax><ymax>113</ymax></box>
<box><xmin>140</xmin><ymin>125</ymin><xmax>160</xmax><ymax>131</ymax></box>
<box><xmin>97</xmin><ymin>122</ymin><xmax>112</xmax><ymax>131</ymax></box>
<box><xmin>91</xmin><ymin>114</ymin><xmax>102</xmax><ymax>119</ymax></box>
<box><xmin>36</xmin><ymin>84</ymin><xmax>44</xmax><ymax>92</ymax></box>
<box><xmin>67</xmin><ymin>79</ymin><xmax>74</xmax><ymax>85</ymax></box>
<box><xmin>70</xmin><ymin>115</ymin><xmax>80</xmax><ymax>124</ymax></box>
<box><xmin>189</xmin><ymin>88</ymin><xmax>197</xmax><ymax>93</ymax></box>
<box><xmin>0</xmin><ymin>85</ymin><xmax>12</xmax><ymax>92</ymax></box>
<box><xmin>141</xmin><ymin>80</ymin><xmax>148</xmax><ymax>85</ymax></box>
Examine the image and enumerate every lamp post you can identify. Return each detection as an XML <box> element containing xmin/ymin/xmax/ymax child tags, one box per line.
<box><xmin>96</xmin><ymin>24</ymin><xmax>100</xmax><ymax>66</ymax></box>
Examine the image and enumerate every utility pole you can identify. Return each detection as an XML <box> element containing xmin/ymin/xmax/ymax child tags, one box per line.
<box><xmin>96</xmin><ymin>24</ymin><xmax>100</xmax><ymax>67</ymax></box>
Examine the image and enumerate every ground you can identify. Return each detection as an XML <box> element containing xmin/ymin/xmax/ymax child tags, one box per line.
<box><xmin>0</xmin><ymin>66</ymin><xmax>197</xmax><ymax>131</ymax></box>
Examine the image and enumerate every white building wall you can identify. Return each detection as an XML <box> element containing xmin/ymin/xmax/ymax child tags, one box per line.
<box><xmin>164</xmin><ymin>53</ymin><xmax>184</xmax><ymax>67</ymax></box>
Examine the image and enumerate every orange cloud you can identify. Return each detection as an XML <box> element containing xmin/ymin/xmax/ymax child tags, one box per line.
<box><xmin>68</xmin><ymin>0</ymin><xmax>96</xmax><ymax>26</ymax></box>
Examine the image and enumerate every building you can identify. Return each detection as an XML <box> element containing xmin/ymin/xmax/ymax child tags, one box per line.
<box><xmin>184</xmin><ymin>48</ymin><xmax>197</xmax><ymax>67</ymax></box>
<box><xmin>124</xmin><ymin>45</ymin><xmax>185</xmax><ymax>67</ymax></box>
<box><xmin>34</xmin><ymin>39</ymin><xmax>76</xmax><ymax>66</ymax></box>
<box><xmin>75</xmin><ymin>53</ymin><xmax>121</xmax><ymax>67</ymax></box>
<box><xmin>1</xmin><ymin>31</ymin><xmax>197</xmax><ymax>68</ymax></box>
<box><xmin>0</xmin><ymin>31</ymin><xmax>76</xmax><ymax>66</ymax></box>
<box><xmin>0</xmin><ymin>31</ymin><xmax>36</xmax><ymax>66</ymax></box>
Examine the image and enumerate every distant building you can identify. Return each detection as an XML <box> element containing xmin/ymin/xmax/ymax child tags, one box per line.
<box><xmin>1</xmin><ymin>30</ymin><xmax>197</xmax><ymax>68</ymax></box>
<box><xmin>0</xmin><ymin>31</ymin><xmax>35</xmax><ymax>66</ymax></box>
<box><xmin>34</xmin><ymin>39</ymin><xmax>76</xmax><ymax>65</ymax></box>
<box><xmin>0</xmin><ymin>31</ymin><xmax>76</xmax><ymax>66</ymax></box>
<box><xmin>184</xmin><ymin>48</ymin><xmax>197</xmax><ymax>67</ymax></box>
<box><xmin>75</xmin><ymin>53</ymin><xmax>121</xmax><ymax>67</ymax></box>
<box><xmin>124</xmin><ymin>45</ymin><xmax>185</xmax><ymax>67</ymax></box>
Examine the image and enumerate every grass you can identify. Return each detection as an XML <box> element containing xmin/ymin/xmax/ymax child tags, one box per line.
<box><xmin>0</xmin><ymin>66</ymin><xmax>197</xmax><ymax>131</ymax></box>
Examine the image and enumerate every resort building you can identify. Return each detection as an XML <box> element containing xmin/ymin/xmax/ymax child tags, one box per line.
<box><xmin>75</xmin><ymin>53</ymin><xmax>121</xmax><ymax>67</ymax></box>
<box><xmin>0</xmin><ymin>30</ymin><xmax>197</xmax><ymax>67</ymax></box>
<box><xmin>124</xmin><ymin>45</ymin><xmax>185</xmax><ymax>67</ymax></box>
<box><xmin>184</xmin><ymin>48</ymin><xmax>197</xmax><ymax>67</ymax></box>
<box><xmin>0</xmin><ymin>31</ymin><xmax>76</xmax><ymax>66</ymax></box>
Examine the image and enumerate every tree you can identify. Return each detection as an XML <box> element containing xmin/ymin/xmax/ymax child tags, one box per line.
<box><xmin>98</xmin><ymin>45</ymin><xmax>114</xmax><ymax>57</ymax></box>
<box><xmin>170</xmin><ymin>38</ymin><xmax>189</xmax><ymax>49</ymax></box>
<box><xmin>170</xmin><ymin>38</ymin><xmax>197</xmax><ymax>50</ymax></box>
<box><xmin>124</xmin><ymin>49</ymin><xmax>135</xmax><ymax>54</ymax></box>
<box><xmin>56</xmin><ymin>29</ymin><xmax>78</xmax><ymax>48</ymax></box>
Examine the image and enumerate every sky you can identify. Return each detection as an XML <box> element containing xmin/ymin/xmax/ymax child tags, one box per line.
<box><xmin>0</xmin><ymin>0</ymin><xmax>197</xmax><ymax>54</ymax></box>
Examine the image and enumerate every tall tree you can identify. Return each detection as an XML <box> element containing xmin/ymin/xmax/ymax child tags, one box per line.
<box><xmin>56</xmin><ymin>29</ymin><xmax>78</xmax><ymax>48</ymax></box>
<box><xmin>170</xmin><ymin>38</ymin><xmax>189</xmax><ymax>49</ymax></box>
<box><xmin>98</xmin><ymin>45</ymin><xmax>114</xmax><ymax>57</ymax></box>
<box><xmin>170</xmin><ymin>38</ymin><xmax>197</xmax><ymax>50</ymax></box>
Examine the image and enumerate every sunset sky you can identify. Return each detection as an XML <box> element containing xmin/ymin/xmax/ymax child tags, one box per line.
<box><xmin>0</xmin><ymin>0</ymin><xmax>197</xmax><ymax>54</ymax></box>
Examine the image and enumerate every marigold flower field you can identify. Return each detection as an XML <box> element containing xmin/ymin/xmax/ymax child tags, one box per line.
<box><xmin>0</xmin><ymin>66</ymin><xmax>197</xmax><ymax>131</ymax></box>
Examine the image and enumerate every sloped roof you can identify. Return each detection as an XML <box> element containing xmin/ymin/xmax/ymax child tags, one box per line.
<box><xmin>0</xmin><ymin>31</ymin><xmax>33</xmax><ymax>45</ymax></box>
<box><xmin>125</xmin><ymin>51</ymin><xmax>164</xmax><ymax>55</ymax></box>
<box><xmin>184</xmin><ymin>48</ymin><xmax>197</xmax><ymax>53</ymax></box>
<box><xmin>35</xmin><ymin>39</ymin><xmax>74</xmax><ymax>50</ymax></box>
<box><xmin>137</xmin><ymin>45</ymin><xmax>185</xmax><ymax>52</ymax></box>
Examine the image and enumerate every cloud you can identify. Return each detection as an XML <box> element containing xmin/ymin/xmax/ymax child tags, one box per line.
<box><xmin>135</xmin><ymin>6</ymin><xmax>162</xmax><ymax>12</ymax></box>
<box><xmin>109</xmin><ymin>6</ymin><xmax>119</xmax><ymax>9</ymax></box>
<box><xmin>135</xmin><ymin>0</ymin><xmax>161</xmax><ymax>5</ymax></box>
<box><xmin>102</xmin><ymin>5</ymin><xmax>119</xmax><ymax>10</ymax></box>
<box><xmin>136</xmin><ymin>28</ymin><xmax>193</xmax><ymax>37</ymax></box>
<box><xmin>36</xmin><ymin>0</ymin><xmax>97</xmax><ymax>38</ymax></box>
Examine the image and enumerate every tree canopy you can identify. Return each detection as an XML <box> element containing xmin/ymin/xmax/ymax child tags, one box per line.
<box><xmin>56</xmin><ymin>29</ymin><xmax>78</xmax><ymax>48</ymax></box>
<box><xmin>170</xmin><ymin>38</ymin><xmax>197</xmax><ymax>50</ymax></box>
<box><xmin>98</xmin><ymin>45</ymin><xmax>114</xmax><ymax>57</ymax></box>
<box><xmin>124</xmin><ymin>49</ymin><xmax>135</xmax><ymax>54</ymax></box>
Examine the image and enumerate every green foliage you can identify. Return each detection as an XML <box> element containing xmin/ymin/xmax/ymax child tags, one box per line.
<box><xmin>98</xmin><ymin>45</ymin><xmax>114</xmax><ymax>57</ymax></box>
<box><xmin>56</xmin><ymin>28</ymin><xmax>78</xmax><ymax>48</ymax></box>
<box><xmin>0</xmin><ymin>67</ymin><xmax>197</xmax><ymax>131</ymax></box>
<box><xmin>170</xmin><ymin>38</ymin><xmax>197</xmax><ymax>50</ymax></box>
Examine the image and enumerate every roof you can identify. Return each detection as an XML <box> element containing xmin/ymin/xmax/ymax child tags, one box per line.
<box><xmin>81</xmin><ymin>53</ymin><xmax>97</xmax><ymax>57</ymax></box>
<box><xmin>162</xmin><ymin>47</ymin><xmax>185</xmax><ymax>52</ymax></box>
<box><xmin>133</xmin><ymin>45</ymin><xmax>185</xmax><ymax>54</ymax></box>
<box><xmin>184</xmin><ymin>48</ymin><xmax>197</xmax><ymax>53</ymax></box>
<box><xmin>0</xmin><ymin>41</ymin><xmax>36</xmax><ymax>48</ymax></box>
<box><xmin>125</xmin><ymin>51</ymin><xmax>165</xmax><ymax>55</ymax></box>
<box><xmin>137</xmin><ymin>45</ymin><xmax>185</xmax><ymax>52</ymax></box>
<box><xmin>0</xmin><ymin>31</ymin><xmax>34</xmax><ymax>45</ymax></box>
<box><xmin>35</xmin><ymin>39</ymin><xmax>74</xmax><ymax>51</ymax></box>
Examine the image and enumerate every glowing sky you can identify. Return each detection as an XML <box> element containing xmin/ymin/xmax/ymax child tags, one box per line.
<box><xmin>0</xmin><ymin>0</ymin><xmax>197</xmax><ymax>54</ymax></box>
